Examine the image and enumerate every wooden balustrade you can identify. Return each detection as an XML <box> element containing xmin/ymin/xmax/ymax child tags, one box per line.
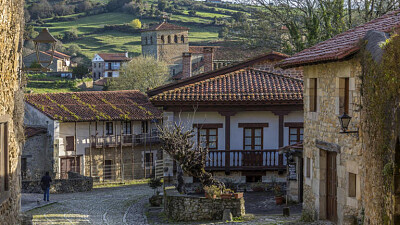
<box><xmin>206</xmin><ymin>150</ymin><xmax>285</xmax><ymax>170</ymax></box>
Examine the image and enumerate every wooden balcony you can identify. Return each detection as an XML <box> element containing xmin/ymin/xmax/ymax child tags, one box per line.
<box><xmin>90</xmin><ymin>132</ymin><xmax>161</xmax><ymax>148</ymax></box>
<box><xmin>206</xmin><ymin>150</ymin><xmax>286</xmax><ymax>170</ymax></box>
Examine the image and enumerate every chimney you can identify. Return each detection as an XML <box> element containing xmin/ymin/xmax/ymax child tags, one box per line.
<box><xmin>203</xmin><ymin>47</ymin><xmax>214</xmax><ymax>73</ymax></box>
<box><xmin>182</xmin><ymin>52</ymin><xmax>192</xmax><ymax>79</ymax></box>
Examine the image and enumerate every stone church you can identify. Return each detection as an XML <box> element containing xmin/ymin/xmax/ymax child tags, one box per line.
<box><xmin>141</xmin><ymin>22</ymin><xmax>224</xmax><ymax>79</ymax></box>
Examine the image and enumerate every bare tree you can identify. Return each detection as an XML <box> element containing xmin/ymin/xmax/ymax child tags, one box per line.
<box><xmin>158</xmin><ymin>123</ymin><xmax>225</xmax><ymax>191</ymax></box>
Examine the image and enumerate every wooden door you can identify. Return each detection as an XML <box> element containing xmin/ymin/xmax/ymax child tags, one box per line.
<box><xmin>104</xmin><ymin>160</ymin><xmax>112</xmax><ymax>180</ymax></box>
<box><xmin>326</xmin><ymin>152</ymin><xmax>337</xmax><ymax>222</ymax></box>
<box><xmin>60</xmin><ymin>157</ymin><xmax>80</xmax><ymax>179</ymax></box>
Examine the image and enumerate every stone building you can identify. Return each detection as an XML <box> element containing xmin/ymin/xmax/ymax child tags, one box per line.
<box><xmin>0</xmin><ymin>0</ymin><xmax>25</xmax><ymax>223</ymax></box>
<box><xmin>277</xmin><ymin>9</ymin><xmax>400</xmax><ymax>225</ymax></box>
<box><xmin>24</xmin><ymin>90</ymin><xmax>162</xmax><ymax>181</ymax></box>
<box><xmin>92</xmin><ymin>53</ymin><xmax>132</xmax><ymax>80</ymax></box>
<box><xmin>22</xmin><ymin>126</ymin><xmax>51</xmax><ymax>180</ymax></box>
<box><xmin>148</xmin><ymin>52</ymin><xmax>304</xmax><ymax>194</ymax></box>
<box><xmin>24</xmin><ymin>50</ymin><xmax>71</xmax><ymax>73</ymax></box>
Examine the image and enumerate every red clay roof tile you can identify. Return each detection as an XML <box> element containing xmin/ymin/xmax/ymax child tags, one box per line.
<box><xmin>25</xmin><ymin>90</ymin><xmax>162</xmax><ymax>122</ymax></box>
<box><xmin>97</xmin><ymin>53</ymin><xmax>131</xmax><ymax>62</ymax></box>
<box><xmin>143</xmin><ymin>22</ymin><xmax>189</xmax><ymax>31</ymax></box>
<box><xmin>278</xmin><ymin>9</ymin><xmax>400</xmax><ymax>68</ymax></box>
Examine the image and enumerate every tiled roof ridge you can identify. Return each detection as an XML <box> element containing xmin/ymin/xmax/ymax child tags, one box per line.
<box><xmin>148</xmin><ymin>51</ymin><xmax>290</xmax><ymax>96</ymax></box>
<box><xmin>278</xmin><ymin>9</ymin><xmax>400</xmax><ymax>68</ymax></box>
<box><xmin>26</xmin><ymin>89</ymin><xmax>141</xmax><ymax>97</ymax></box>
<box><xmin>250</xmin><ymin>68</ymin><xmax>304</xmax><ymax>83</ymax></box>
<box><xmin>39</xmin><ymin>51</ymin><xmax>63</xmax><ymax>60</ymax></box>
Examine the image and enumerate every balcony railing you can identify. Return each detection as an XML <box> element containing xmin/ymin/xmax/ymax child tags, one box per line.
<box><xmin>90</xmin><ymin>132</ymin><xmax>161</xmax><ymax>148</ymax></box>
<box><xmin>206</xmin><ymin>150</ymin><xmax>286</xmax><ymax>170</ymax></box>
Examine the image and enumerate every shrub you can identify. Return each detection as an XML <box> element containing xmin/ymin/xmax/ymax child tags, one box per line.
<box><xmin>130</xmin><ymin>19</ymin><xmax>142</xmax><ymax>29</ymax></box>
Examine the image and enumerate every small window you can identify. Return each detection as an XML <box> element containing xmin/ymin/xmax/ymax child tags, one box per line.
<box><xmin>107</xmin><ymin>72</ymin><xmax>112</xmax><ymax>77</ymax></box>
<box><xmin>349</xmin><ymin>172</ymin><xmax>356</xmax><ymax>197</ymax></box>
<box><xmin>168</xmin><ymin>35</ymin><xmax>171</xmax><ymax>43</ymax></box>
<box><xmin>150</xmin><ymin>36</ymin><xmax>153</xmax><ymax>44</ymax></box>
<box><xmin>145</xmin><ymin>152</ymin><xmax>154</xmax><ymax>167</ymax></box>
<box><xmin>141</xmin><ymin>121</ymin><xmax>149</xmax><ymax>133</ymax></box>
<box><xmin>93</xmin><ymin>63</ymin><xmax>96</xmax><ymax>68</ymax></box>
<box><xmin>306</xmin><ymin>157</ymin><xmax>311</xmax><ymax>178</ymax></box>
<box><xmin>198</xmin><ymin>128</ymin><xmax>218</xmax><ymax>150</ymax></box>
<box><xmin>0</xmin><ymin>122</ymin><xmax>9</xmax><ymax>202</ymax></box>
<box><xmin>289</xmin><ymin>127</ymin><xmax>304</xmax><ymax>145</ymax></box>
<box><xmin>174</xmin><ymin>35</ymin><xmax>178</xmax><ymax>43</ymax></box>
<box><xmin>123</xmin><ymin>121</ymin><xmax>131</xmax><ymax>135</ymax></box>
<box><xmin>243</xmin><ymin>127</ymin><xmax>263</xmax><ymax>150</ymax></box>
<box><xmin>339</xmin><ymin>77</ymin><xmax>350</xmax><ymax>115</ymax></box>
<box><xmin>66</xmin><ymin>136</ymin><xmax>75</xmax><ymax>151</ymax></box>
<box><xmin>106</xmin><ymin>122</ymin><xmax>113</xmax><ymax>135</ymax></box>
<box><xmin>181</xmin><ymin>35</ymin><xmax>185</xmax><ymax>43</ymax></box>
<box><xmin>309</xmin><ymin>78</ymin><xmax>317</xmax><ymax>112</ymax></box>
<box><xmin>161</xmin><ymin>35</ymin><xmax>165</xmax><ymax>44</ymax></box>
<box><xmin>145</xmin><ymin>37</ymin><xmax>148</xmax><ymax>45</ymax></box>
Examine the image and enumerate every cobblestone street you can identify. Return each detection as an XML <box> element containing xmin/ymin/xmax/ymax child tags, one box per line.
<box><xmin>24</xmin><ymin>184</ymin><xmax>153</xmax><ymax>225</ymax></box>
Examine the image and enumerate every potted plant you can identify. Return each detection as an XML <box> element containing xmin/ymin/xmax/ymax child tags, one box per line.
<box><xmin>274</xmin><ymin>185</ymin><xmax>284</xmax><ymax>205</ymax></box>
<box><xmin>204</xmin><ymin>185</ymin><xmax>220</xmax><ymax>199</ymax></box>
<box><xmin>251</xmin><ymin>181</ymin><xmax>267</xmax><ymax>192</ymax></box>
<box><xmin>233</xmin><ymin>192</ymin><xmax>243</xmax><ymax>199</ymax></box>
<box><xmin>221</xmin><ymin>188</ymin><xmax>234</xmax><ymax>199</ymax></box>
<box><xmin>148</xmin><ymin>178</ymin><xmax>163</xmax><ymax>207</ymax></box>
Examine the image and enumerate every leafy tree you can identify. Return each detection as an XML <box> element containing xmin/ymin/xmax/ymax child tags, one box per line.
<box><xmin>30</xmin><ymin>61</ymin><xmax>42</xmax><ymax>69</ymax></box>
<box><xmin>66</xmin><ymin>44</ymin><xmax>81</xmax><ymax>57</ymax></box>
<box><xmin>28</xmin><ymin>0</ymin><xmax>53</xmax><ymax>20</ymax></box>
<box><xmin>107</xmin><ymin>56</ymin><xmax>169</xmax><ymax>92</ymax></box>
<box><xmin>188</xmin><ymin>10</ymin><xmax>197</xmax><ymax>16</ymax></box>
<box><xmin>130</xmin><ymin>19</ymin><xmax>142</xmax><ymax>29</ymax></box>
<box><xmin>72</xmin><ymin>64</ymin><xmax>89</xmax><ymax>79</ymax></box>
<box><xmin>158</xmin><ymin>0</ymin><xmax>168</xmax><ymax>12</ymax></box>
<box><xmin>63</xmin><ymin>28</ymin><xmax>79</xmax><ymax>41</ymax></box>
<box><xmin>107</xmin><ymin>0</ymin><xmax>131</xmax><ymax>11</ymax></box>
<box><xmin>76</xmin><ymin>0</ymin><xmax>93</xmax><ymax>13</ymax></box>
<box><xmin>232</xmin><ymin>11</ymin><xmax>247</xmax><ymax>22</ymax></box>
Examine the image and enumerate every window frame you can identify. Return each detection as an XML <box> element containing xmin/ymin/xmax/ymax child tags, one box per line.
<box><xmin>289</xmin><ymin>127</ymin><xmax>304</xmax><ymax>145</ymax></box>
<box><xmin>0</xmin><ymin>118</ymin><xmax>10</xmax><ymax>204</ymax></box>
<box><xmin>65</xmin><ymin>136</ymin><xmax>75</xmax><ymax>151</ymax></box>
<box><xmin>141</xmin><ymin>121</ymin><xmax>149</xmax><ymax>134</ymax></box>
<box><xmin>306</xmin><ymin>157</ymin><xmax>311</xmax><ymax>178</ymax></box>
<box><xmin>197</xmin><ymin>127</ymin><xmax>218</xmax><ymax>150</ymax></box>
<box><xmin>339</xmin><ymin>77</ymin><xmax>350</xmax><ymax>115</ymax></box>
<box><xmin>123</xmin><ymin>121</ymin><xmax>132</xmax><ymax>135</ymax></box>
<box><xmin>348</xmin><ymin>172</ymin><xmax>357</xmax><ymax>197</ymax></box>
<box><xmin>106</xmin><ymin>122</ymin><xmax>114</xmax><ymax>135</ymax></box>
<box><xmin>243</xmin><ymin>127</ymin><xmax>263</xmax><ymax>150</ymax></box>
<box><xmin>309</xmin><ymin>78</ymin><xmax>317</xmax><ymax>112</ymax></box>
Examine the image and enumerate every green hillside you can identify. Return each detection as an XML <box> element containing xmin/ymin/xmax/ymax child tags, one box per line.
<box><xmin>26</xmin><ymin>0</ymin><xmax>253</xmax><ymax>59</ymax></box>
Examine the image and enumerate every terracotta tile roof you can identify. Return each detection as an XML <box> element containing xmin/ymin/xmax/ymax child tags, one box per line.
<box><xmin>143</xmin><ymin>22</ymin><xmax>189</xmax><ymax>31</ymax></box>
<box><xmin>150</xmin><ymin>68</ymin><xmax>303</xmax><ymax>105</ymax></box>
<box><xmin>25</xmin><ymin>90</ymin><xmax>162</xmax><ymax>122</ymax></box>
<box><xmin>148</xmin><ymin>51</ymin><xmax>294</xmax><ymax>96</ymax></box>
<box><xmin>278</xmin><ymin>9</ymin><xmax>400</xmax><ymax>68</ymax></box>
<box><xmin>25</xmin><ymin>126</ymin><xmax>47</xmax><ymax>138</ymax></box>
<box><xmin>97</xmin><ymin>53</ymin><xmax>131</xmax><ymax>62</ymax></box>
<box><xmin>38</xmin><ymin>51</ymin><xmax>63</xmax><ymax>60</ymax></box>
<box><xmin>46</xmin><ymin>50</ymin><xmax>70</xmax><ymax>59</ymax></box>
<box><xmin>93</xmin><ymin>78</ymin><xmax>109</xmax><ymax>86</ymax></box>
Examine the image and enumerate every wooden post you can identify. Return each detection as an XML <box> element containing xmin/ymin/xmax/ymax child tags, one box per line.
<box><xmin>120</xmin><ymin>121</ymin><xmax>124</xmax><ymax>182</ymax></box>
<box><xmin>272</xmin><ymin>111</ymin><xmax>289</xmax><ymax>167</ymax></box>
<box><xmin>89</xmin><ymin>121</ymin><xmax>92</xmax><ymax>177</ymax></box>
<box><xmin>102</xmin><ymin>121</ymin><xmax>105</xmax><ymax>182</ymax></box>
<box><xmin>218</xmin><ymin>111</ymin><xmax>236</xmax><ymax>173</ymax></box>
<box><xmin>144</xmin><ymin>124</ymin><xmax>147</xmax><ymax>179</ymax></box>
<box><xmin>74</xmin><ymin>121</ymin><xmax>77</xmax><ymax>174</ymax></box>
<box><xmin>114</xmin><ymin>121</ymin><xmax>117</xmax><ymax>181</ymax></box>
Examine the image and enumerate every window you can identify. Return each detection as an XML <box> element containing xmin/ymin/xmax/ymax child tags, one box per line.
<box><xmin>161</xmin><ymin>35</ymin><xmax>165</xmax><ymax>44</ymax></box>
<box><xmin>339</xmin><ymin>77</ymin><xmax>350</xmax><ymax>115</ymax></box>
<box><xmin>198</xmin><ymin>128</ymin><xmax>218</xmax><ymax>150</ymax></box>
<box><xmin>123</xmin><ymin>121</ymin><xmax>131</xmax><ymax>135</ymax></box>
<box><xmin>309</xmin><ymin>78</ymin><xmax>317</xmax><ymax>112</ymax></box>
<box><xmin>65</xmin><ymin>136</ymin><xmax>75</xmax><ymax>151</ymax></box>
<box><xmin>107</xmin><ymin>72</ymin><xmax>112</xmax><ymax>77</ymax></box>
<box><xmin>93</xmin><ymin>63</ymin><xmax>96</xmax><ymax>68</ymax></box>
<box><xmin>0</xmin><ymin>122</ymin><xmax>9</xmax><ymax>202</ymax></box>
<box><xmin>289</xmin><ymin>127</ymin><xmax>304</xmax><ymax>145</ymax></box>
<box><xmin>150</xmin><ymin>36</ymin><xmax>153</xmax><ymax>44</ymax></box>
<box><xmin>21</xmin><ymin>157</ymin><xmax>27</xmax><ymax>180</ymax></box>
<box><xmin>168</xmin><ymin>35</ymin><xmax>171</xmax><ymax>43</ymax></box>
<box><xmin>106</xmin><ymin>122</ymin><xmax>113</xmax><ymax>135</ymax></box>
<box><xmin>243</xmin><ymin>128</ymin><xmax>263</xmax><ymax>150</ymax></box>
<box><xmin>181</xmin><ymin>35</ymin><xmax>185</xmax><ymax>43</ymax></box>
<box><xmin>145</xmin><ymin>37</ymin><xmax>148</xmax><ymax>45</ymax></box>
<box><xmin>306</xmin><ymin>157</ymin><xmax>311</xmax><ymax>178</ymax></box>
<box><xmin>141</xmin><ymin>121</ymin><xmax>149</xmax><ymax>133</ymax></box>
<box><xmin>174</xmin><ymin>35</ymin><xmax>178</xmax><ymax>43</ymax></box>
<box><xmin>349</xmin><ymin>172</ymin><xmax>356</xmax><ymax>197</ymax></box>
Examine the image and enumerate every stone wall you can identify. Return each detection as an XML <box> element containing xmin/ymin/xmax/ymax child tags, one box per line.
<box><xmin>0</xmin><ymin>0</ymin><xmax>24</xmax><ymax>224</ymax></box>
<box><xmin>164</xmin><ymin>189</ymin><xmax>245</xmax><ymax>221</ymax></box>
<box><xmin>22</xmin><ymin>172</ymin><xmax>93</xmax><ymax>194</ymax></box>
<box><xmin>22</xmin><ymin>132</ymin><xmax>52</xmax><ymax>180</ymax></box>
<box><xmin>302</xmin><ymin>58</ymin><xmax>363</xmax><ymax>224</ymax></box>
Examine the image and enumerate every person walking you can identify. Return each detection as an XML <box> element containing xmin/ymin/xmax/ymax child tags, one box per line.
<box><xmin>41</xmin><ymin>172</ymin><xmax>52</xmax><ymax>202</ymax></box>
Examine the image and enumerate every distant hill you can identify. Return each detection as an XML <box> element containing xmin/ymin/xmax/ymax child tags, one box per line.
<box><xmin>25</xmin><ymin>0</ymin><xmax>254</xmax><ymax>60</ymax></box>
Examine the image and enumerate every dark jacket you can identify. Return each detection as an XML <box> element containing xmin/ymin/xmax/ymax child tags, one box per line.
<box><xmin>41</xmin><ymin>175</ymin><xmax>52</xmax><ymax>190</ymax></box>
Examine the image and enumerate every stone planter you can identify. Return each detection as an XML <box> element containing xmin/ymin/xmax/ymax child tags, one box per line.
<box><xmin>234</xmin><ymin>192</ymin><xmax>243</xmax><ymax>199</ymax></box>
<box><xmin>221</xmin><ymin>193</ymin><xmax>233</xmax><ymax>199</ymax></box>
<box><xmin>275</xmin><ymin>196</ymin><xmax>284</xmax><ymax>205</ymax></box>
